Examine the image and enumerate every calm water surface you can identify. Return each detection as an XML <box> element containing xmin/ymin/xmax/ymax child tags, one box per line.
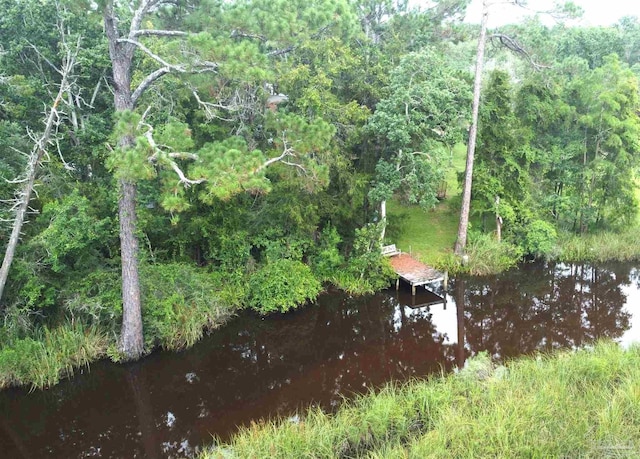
<box><xmin>1</xmin><ymin>261</ymin><xmax>639</xmax><ymax>458</ymax></box>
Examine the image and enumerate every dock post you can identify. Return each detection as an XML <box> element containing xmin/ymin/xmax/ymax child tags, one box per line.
<box><xmin>411</xmin><ymin>284</ymin><xmax>416</xmax><ymax>296</ymax></box>
<box><xmin>444</xmin><ymin>271</ymin><xmax>449</xmax><ymax>291</ymax></box>
<box><xmin>395</xmin><ymin>278</ymin><xmax>399</xmax><ymax>291</ymax></box>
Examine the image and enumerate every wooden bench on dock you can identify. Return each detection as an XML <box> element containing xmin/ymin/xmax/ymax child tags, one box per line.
<box><xmin>381</xmin><ymin>244</ymin><xmax>401</xmax><ymax>257</ymax></box>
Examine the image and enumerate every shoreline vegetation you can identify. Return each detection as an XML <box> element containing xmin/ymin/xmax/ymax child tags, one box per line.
<box><xmin>389</xmin><ymin>197</ymin><xmax>640</xmax><ymax>277</ymax></box>
<box><xmin>387</xmin><ymin>143</ymin><xmax>640</xmax><ymax>276</ymax></box>
<box><xmin>2</xmin><ymin>151</ymin><xmax>640</xmax><ymax>391</ymax></box>
<box><xmin>3</xmin><ymin>191</ymin><xmax>640</xmax><ymax>390</ymax></box>
<box><xmin>3</xmin><ymin>0</ymin><xmax>640</xmax><ymax>397</ymax></box>
<box><xmin>200</xmin><ymin>342</ymin><xmax>640</xmax><ymax>458</ymax></box>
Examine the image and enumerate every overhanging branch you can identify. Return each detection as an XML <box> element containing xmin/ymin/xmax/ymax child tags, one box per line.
<box><xmin>131</xmin><ymin>67</ymin><xmax>171</xmax><ymax>105</ymax></box>
<box><xmin>490</xmin><ymin>33</ymin><xmax>550</xmax><ymax>70</ymax></box>
<box><xmin>117</xmin><ymin>38</ymin><xmax>188</xmax><ymax>71</ymax></box>
<box><xmin>139</xmin><ymin>118</ymin><xmax>205</xmax><ymax>187</ymax></box>
<box><xmin>130</xmin><ymin>0</ymin><xmax>165</xmax><ymax>38</ymax></box>
<box><xmin>132</xmin><ymin>29</ymin><xmax>189</xmax><ymax>38</ymax></box>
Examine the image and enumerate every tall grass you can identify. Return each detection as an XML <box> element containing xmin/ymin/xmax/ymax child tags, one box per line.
<box><xmin>557</xmin><ymin>229</ymin><xmax>640</xmax><ymax>263</ymax></box>
<box><xmin>435</xmin><ymin>232</ymin><xmax>522</xmax><ymax>276</ymax></box>
<box><xmin>0</xmin><ymin>321</ymin><xmax>108</xmax><ymax>390</ymax></box>
<box><xmin>201</xmin><ymin>342</ymin><xmax>640</xmax><ymax>458</ymax></box>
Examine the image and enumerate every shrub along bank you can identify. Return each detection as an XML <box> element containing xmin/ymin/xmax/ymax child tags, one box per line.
<box><xmin>201</xmin><ymin>342</ymin><xmax>640</xmax><ymax>458</ymax></box>
<box><xmin>0</xmin><ymin>226</ymin><xmax>395</xmax><ymax>390</ymax></box>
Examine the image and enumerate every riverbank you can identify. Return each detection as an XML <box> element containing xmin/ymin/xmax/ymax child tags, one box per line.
<box><xmin>0</xmin><ymin>322</ymin><xmax>108</xmax><ymax>390</ymax></box>
<box><xmin>201</xmin><ymin>341</ymin><xmax>640</xmax><ymax>458</ymax></box>
<box><xmin>388</xmin><ymin>193</ymin><xmax>640</xmax><ymax>276</ymax></box>
<box><xmin>386</xmin><ymin>144</ymin><xmax>640</xmax><ymax>275</ymax></box>
<box><xmin>5</xmin><ymin>225</ymin><xmax>640</xmax><ymax>391</ymax></box>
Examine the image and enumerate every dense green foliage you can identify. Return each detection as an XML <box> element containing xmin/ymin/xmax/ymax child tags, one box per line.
<box><xmin>2</xmin><ymin>0</ymin><xmax>640</xmax><ymax>385</ymax></box>
<box><xmin>248</xmin><ymin>259</ymin><xmax>322</xmax><ymax>313</ymax></box>
<box><xmin>201</xmin><ymin>342</ymin><xmax>640</xmax><ymax>458</ymax></box>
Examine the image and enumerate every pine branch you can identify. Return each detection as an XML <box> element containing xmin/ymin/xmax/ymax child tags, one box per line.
<box><xmin>230</xmin><ymin>29</ymin><xmax>267</xmax><ymax>42</ymax></box>
<box><xmin>139</xmin><ymin>118</ymin><xmax>205</xmax><ymax>187</ymax></box>
<box><xmin>190</xmin><ymin>88</ymin><xmax>235</xmax><ymax>121</ymax></box>
<box><xmin>121</xmin><ymin>38</ymin><xmax>219</xmax><ymax>105</ymax></box>
<box><xmin>266</xmin><ymin>24</ymin><xmax>333</xmax><ymax>57</ymax></box>
<box><xmin>131</xmin><ymin>67</ymin><xmax>172</xmax><ymax>105</ymax></box>
<box><xmin>130</xmin><ymin>0</ymin><xmax>166</xmax><ymax>38</ymax></box>
<box><xmin>255</xmin><ymin>134</ymin><xmax>298</xmax><ymax>174</ymax></box>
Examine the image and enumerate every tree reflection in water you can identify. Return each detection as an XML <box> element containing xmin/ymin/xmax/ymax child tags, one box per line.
<box><xmin>460</xmin><ymin>261</ymin><xmax>632</xmax><ymax>360</ymax></box>
<box><xmin>0</xmin><ymin>261</ymin><xmax>636</xmax><ymax>458</ymax></box>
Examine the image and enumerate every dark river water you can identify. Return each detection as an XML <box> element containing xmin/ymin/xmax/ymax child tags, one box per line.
<box><xmin>1</xmin><ymin>261</ymin><xmax>639</xmax><ymax>458</ymax></box>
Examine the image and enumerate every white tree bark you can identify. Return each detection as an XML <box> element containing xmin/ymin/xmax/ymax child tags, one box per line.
<box><xmin>0</xmin><ymin>44</ymin><xmax>77</xmax><ymax>306</ymax></box>
<box><xmin>380</xmin><ymin>199</ymin><xmax>387</xmax><ymax>243</ymax></box>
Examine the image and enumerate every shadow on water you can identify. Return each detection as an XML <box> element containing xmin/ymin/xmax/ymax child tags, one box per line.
<box><xmin>0</xmin><ymin>261</ymin><xmax>638</xmax><ymax>458</ymax></box>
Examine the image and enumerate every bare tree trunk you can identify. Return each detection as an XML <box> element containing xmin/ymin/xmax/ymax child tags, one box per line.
<box><xmin>105</xmin><ymin>1</ymin><xmax>144</xmax><ymax>359</ymax></box>
<box><xmin>495</xmin><ymin>195</ymin><xmax>502</xmax><ymax>242</ymax></box>
<box><xmin>380</xmin><ymin>199</ymin><xmax>387</xmax><ymax>243</ymax></box>
<box><xmin>0</xmin><ymin>151</ymin><xmax>39</xmax><ymax>306</ymax></box>
<box><xmin>454</xmin><ymin>0</ymin><xmax>489</xmax><ymax>256</ymax></box>
<box><xmin>119</xmin><ymin>179</ymin><xmax>144</xmax><ymax>358</ymax></box>
<box><xmin>0</xmin><ymin>55</ymin><xmax>74</xmax><ymax>306</ymax></box>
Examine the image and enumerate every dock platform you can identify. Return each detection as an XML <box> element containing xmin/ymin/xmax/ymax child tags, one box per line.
<box><xmin>383</xmin><ymin>246</ymin><xmax>446</xmax><ymax>295</ymax></box>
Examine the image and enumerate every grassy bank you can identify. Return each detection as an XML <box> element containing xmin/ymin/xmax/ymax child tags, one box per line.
<box><xmin>0</xmin><ymin>322</ymin><xmax>108</xmax><ymax>390</ymax></box>
<box><xmin>387</xmin><ymin>145</ymin><xmax>640</xmax><ymax>274</ymax></box>
<box><xmin>0</xmin><ymin>262</ymin><xmax>241</xmax><ymax>390</ymax></box>
<box><xmin>385</xmin><ymin>143</ymin><xmax>516</xmax><ymax>276</ymax></box>
<box><xmin>557</xmin><ymin>229</ymin><xmax>640</xmax><ymax>264</ymax></box>
<box><xmin>201</xmin><ymin>342</ymin><xmax>640</xmax><ymax>458</ymax></box>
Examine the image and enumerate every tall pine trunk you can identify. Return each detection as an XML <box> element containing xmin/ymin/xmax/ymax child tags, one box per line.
<box><xmin>106</xmin><ymin>6</ymin><xmax>144</xmax><ymax>359</ymax></box>
<box><xmin>454</xmin><ymin>0</ymin><xmax>489</xmax><ymax>256</ymax></box>
<box><xmin>118</xmin><ymin>178</ymin><xmax>143</xmax><ymax>358</ymax></box>
<box><xmin>380</xmin><ymin>199</ymin><xmax>387</xmax><ymax>243</ymax></box>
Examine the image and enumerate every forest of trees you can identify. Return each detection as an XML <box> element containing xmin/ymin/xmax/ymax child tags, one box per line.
<box><xmin>1</xmin><ymin>0</ymin><xmax>640</xmax><ymax>369</ymax></box>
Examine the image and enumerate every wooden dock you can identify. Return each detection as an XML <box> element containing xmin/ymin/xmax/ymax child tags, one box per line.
<box><xmin>383</xmin><ymin>245</ymin><xmax>447</xmax><ymax>295</ymax></box>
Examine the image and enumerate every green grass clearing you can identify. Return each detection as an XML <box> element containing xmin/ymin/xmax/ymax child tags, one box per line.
<box><xmin>385</xmin><ymin>199</ymin><xmax>460</xmax><ymax>266</ymax></box>
<box><xmin>385</xmin><ymin>144</ymin><xmax>467</xmax><ymax>266</ymax></box>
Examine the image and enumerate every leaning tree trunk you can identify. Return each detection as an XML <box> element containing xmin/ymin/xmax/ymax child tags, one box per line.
<box><xmin>0</xmin><ymin>71</ymin><xmax>71</xmax><ymax>306</ymax></box>
<box><xmin>454</xmin><ymin>0</ymin><xmax>489</xmax><ymax>256</ymax></box>
<box><xmin>0</xmin><ymin>151</ymin><xmax>41</xmax><ymax>305</ymax></box>
<box><xmin>106</xmin><ymin>6</ymin><xmax>144</xmax><ymax>359</ymax></box>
